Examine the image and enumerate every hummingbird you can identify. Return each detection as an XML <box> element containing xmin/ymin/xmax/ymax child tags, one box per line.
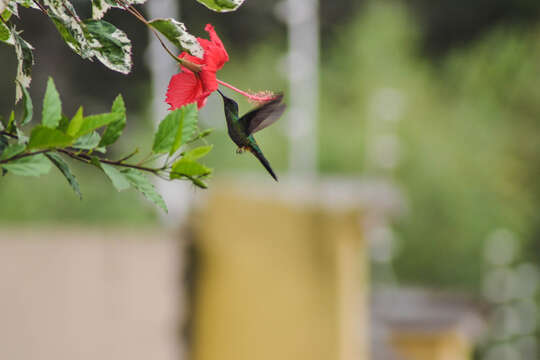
<box><xmin>217</xmin><ymin>90</ymin><xmax>286</xmax><ymax>181</ymax></box>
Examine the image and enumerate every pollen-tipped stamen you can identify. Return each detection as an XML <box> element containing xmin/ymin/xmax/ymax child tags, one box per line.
<box><xmin>217</xmin><ymin>79</ymin><xmax>278</xmax><ymax>104</ymax></box>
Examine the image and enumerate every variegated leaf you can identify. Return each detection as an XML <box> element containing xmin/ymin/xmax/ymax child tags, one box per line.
<box><xmin>91</xmin><ymin>0</ymin><xmax>147</xmax><ymax>20</ymax></box>
<box><xmin>44</xmin><ymin>0</ymin><xmax>94</xmax><ymax>59</ymax></box>
<box><xmin>148</xmin><ymin>18</ymin><xmax>203</xmax><ymax>57</ymax></box>
<box><xmin>195</xmin><ymin>0</ymin><xmax>245</xmax><ymax>12</ymax></box>
<box><xmin>13</xmin><ymin>30</ymin><xmax>34</xmax><ymax>103</ymax></box>
<box><xmin>84</xmin><ymin>19</ymin><xmax>132</xmax><ymax>74</ymax></box>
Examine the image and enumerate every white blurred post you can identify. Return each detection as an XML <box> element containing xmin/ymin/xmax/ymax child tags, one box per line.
<box><xmin>146</xmin><ymin>0</ymin><xmax>193</xmax><ymax>227</ymax></box>
<box><xmin>285</xmin><ymin>0</ymin><xmax>319</xmax><ymax>179</ymax></box>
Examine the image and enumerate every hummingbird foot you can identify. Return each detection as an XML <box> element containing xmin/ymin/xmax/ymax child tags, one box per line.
<box><xmin>236</xmin><ymin>147</ymin><xmax>244</xmax><ymax>154</ymax></box>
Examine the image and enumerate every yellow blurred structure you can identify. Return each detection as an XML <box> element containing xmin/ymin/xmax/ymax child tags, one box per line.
<box><xmin>371</xmin><ymin>287</ymin><xmax>486</xmax><ymax>360</ymax></box>
<box><xmin>191</xmin><ymin>182</ymin><xmax>369</xmax><ymax>360</ymax></box>
<box><xmin>391</xmin><ymin>331</ymin><xmax>470</xmax><ymax>360</ymax></box>
<box><xmin>190</xmin><ymin>181</ymin><xmax>485</xmax><ymax>360</ymax></box>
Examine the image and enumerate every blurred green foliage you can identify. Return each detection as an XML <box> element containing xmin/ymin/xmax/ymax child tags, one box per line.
<box><xmin>317</xmin><ymin>3</ymin><xmax>540</xmax><ymax>290</ymax></box>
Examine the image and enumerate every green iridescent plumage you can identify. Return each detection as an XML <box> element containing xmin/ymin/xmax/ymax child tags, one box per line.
<box><xmin>217</xmin><ymin>90</ymin><xmax>286</xmax><ymax>181</ymax></box>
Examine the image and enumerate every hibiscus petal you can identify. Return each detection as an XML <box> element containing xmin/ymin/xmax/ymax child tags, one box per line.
<box><xmin>205</xmin><ymin>24</ymin><xmax>225</xmax><ymax>50</ymax></box>
<box><xmin>199</xmin><ymin>68</ymin><xmax>218</xmax><ymax>94</ymax></box>
<box><xmin>166</xmin><ymin>71</ymin><xmax>204</xmax><ymax>110</ymax></box>
<box><xmin>201</xmin><ymin>24</ymin><xmax>229</xmax><ymax>70</ymax></box>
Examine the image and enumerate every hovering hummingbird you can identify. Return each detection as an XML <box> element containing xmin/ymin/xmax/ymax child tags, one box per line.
<box><xmin>217</xmin><ymin>90</ymin><xmax>286</xmax><ymax>181</ymax></box>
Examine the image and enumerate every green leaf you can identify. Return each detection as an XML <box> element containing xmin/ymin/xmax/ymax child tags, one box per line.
<box><xmin>75</xmin><ymin>112</ymin><xmax>122</xmax><ymax>138</ymax></box>
<box><xmin>42</xmin><ymin>77</ymin><xmax>62</xmax><ymax>128</ymax></box>
<box><xmin>152</xmin><ymin>108</ymin><xmax>183</xmax><ymax>154</ymax></box>
<box><xmin>6</xmin><ymin>110</ymin><xmax>15</xmax><ymax>132</ymax></box>
<box><xmin>195</xmin><ymin>0</ymin><xmax>245</xmax><ymax>12</ymax></box>
<box><xmin>83</xmin><ymin>19</ymin><xmax>132</xmax><ymax>74</ymax></box>
<box><xmin>171</xmin><ymin>103</ymin><xmax>198</xmax><ymax>154</ymax></box>
<box><xmin>121</xmin><ymin>168</ymin><xmax>167</xmax><ymax>213</ymax></box>
<box><xmin>46</xmin><ymin>152</ymin><xmax>82</xmax><ymax>199</ymax></box>
<box><xmin>28</xmin><ymin>126</ymin><xmax>73</xmax><ymax>149</ymax></box>
<box><xmin>19</xmin><ymin>82</ymin><xmax>33</xmax><ymax>125</ymax></box>
<box><xmin>188</xmin><ymin>128</ymin><xmax>214</xmax><ymax>143</ymax></box>
<box><xmin>183</xmin><ymin>145</ymin><xmax>213</xmax><ymax>161</ymax></box>
<box><xmin>0</xmin><ymin>143</ymin><xmax>25</xmax><ymax>161</ymax></box>
<box><xmin>98</xmin><ymin>162</ymin><xmax>131</xmax><ymax>191</ymax></box>
<box><xmin>0</xmin><ymin>135</ymin><xmax>8</xmax><ymax>156</ymax></box>
<box><xmin>1</xmin><ymin>9</ymin><xmax>12</xmax><ymax>21</ymax></box>
<box><xmin>67</xmin><ymin>106</ymin><xmax>84</xmax><ymax>137</ymax></box>
<box><xmin>190</xmin><ymin>177</ymin><xmax>208</xmax><ymax>189</ymax></box>
<box><xmin>170</xmin><ymin>158</ymin><xmax>212</xmax><ymax>178</ymax></box>
<box><xmin>0</xmin><ymin>153</ymin><xmax>51</xmax><ymax>176</ymax></box>
<box><xmin>13</xmin><ymin>31</ymin><xmax>34</xmax><ymax>103</ymax></box>
<box><xmin>0</xmin><ymin>20</ymin><xmax>10</xmax><ymax>43</ymax></box>
<box><xmin>73</xmin><ymin>132</ymin><xmax>101</xmax><ymax>150</ymax></box>
<box><xmin>99</xmin><ymin>94</ymin><xmax>126</xmax><ymax>147</ymax></box>
<box><xmin>57</xmin><ymin>114</ymin><xmax>70</xmax><ymax>133</ymax></box>
<box><xmin>148</xmin><ymin>19</ymin><xmax>203</xmax><ymax>57</ymax></box>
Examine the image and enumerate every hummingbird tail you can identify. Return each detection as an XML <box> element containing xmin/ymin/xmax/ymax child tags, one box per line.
<box><xmin>249</xmin><ymin>147</ymin><xmax>278</xmax><ymax>181</ymax></box>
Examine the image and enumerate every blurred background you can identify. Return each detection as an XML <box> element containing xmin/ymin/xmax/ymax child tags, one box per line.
<box><xmin>2</xmin><ymin>0</ymin><xmax>540</xmax><ymax>359</ymax></box>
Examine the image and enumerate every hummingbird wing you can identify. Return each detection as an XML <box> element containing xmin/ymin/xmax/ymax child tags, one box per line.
<box><xmin>239</xmin><ymin>94</ymin><xmax>286</xmax><ymax>135</ymax></box>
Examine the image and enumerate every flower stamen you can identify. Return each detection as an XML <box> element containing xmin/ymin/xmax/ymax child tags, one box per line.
<box><xmin>217</xmin><ymin>79</ymin><xmax>278</xmax><ymax>104</ymax></box>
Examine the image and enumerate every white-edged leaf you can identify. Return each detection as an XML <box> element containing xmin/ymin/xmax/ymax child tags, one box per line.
<box><xmin>15</xmin><ymin>0</ymin><xmax>40</xmax><ymax>10</ymax></box>
<box><xmin>91</xmin><ymin>0</ymin><xmax>146</xmax><ymax>20</ymax></box>
<box><xmin>148</xmin><ymin>18</ymin><xmax>203</xmax><ymax>57</ymax></box>
<box><xmin>83</xmin><ymin>19</ymin><xmax>132</xmax><ymax>74</ymax></box>
<box><xmin>44</xmin><ymin>0</ymin><xmax>94</xmax><ymax>59</ymax></box>
<box><xmin>13</xmin><ymin>31</ymin><xmax>34</xmax><ymax>103</ymax></box>
<box><xmin>195</xmin><ymin>0</ymin><xmax>245</xmax><ymax>12</ymax></box>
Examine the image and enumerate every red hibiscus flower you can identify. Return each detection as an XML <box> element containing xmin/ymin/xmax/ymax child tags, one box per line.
<box><xmin>166</xmin><ymin>24</ymin><xmax>228</xmax><ymax>109</ymax></box>
<box><xmin>166</xmin><ymin>24</ymin><xmax>277</xmax><ymax>110</ymax></box>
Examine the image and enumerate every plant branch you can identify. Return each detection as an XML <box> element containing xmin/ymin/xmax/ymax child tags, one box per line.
<box><xmin>0</xmin><ymin>131</ymin><xmax>163</xmax><ymax>175</ymax></box>
<box><xmin>0</xmin><ymin>130</ymin><xmax>17</xmax><ymax>139</ymax></box>
<box><xmin>31</xmin><ymin>0</ymin><xmax>47</xmax><ymax>14</ymax></box>
<box><xmin>57</xmin><ymin>149</ymin><xmax>161</xmax><ymax>173</ymax></box>
<box><xmin>0</xmin><ymin>149</ymin><xmax>48</xmax><ymax>164</ymax></box>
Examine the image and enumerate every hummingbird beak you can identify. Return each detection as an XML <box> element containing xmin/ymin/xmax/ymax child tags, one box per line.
<box><xmin>217</xmin><ymin>89</ymin><xmax>225</xmax><ymax>98</ymax></box>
